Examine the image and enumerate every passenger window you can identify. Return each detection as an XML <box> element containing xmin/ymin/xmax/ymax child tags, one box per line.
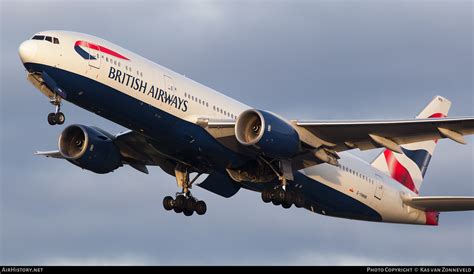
<box><xmin>53</xmin><ymin>37</ymin><xmax>59</xmax><ymax>44</ymax></box>
<box><xmin>106</xmin><ymin>57</ymin><xmax>109</xmax><ymax>62</ymax></box>
<box><xmin>32</xmin><ymin>35</ymin><xmax>45</xmax><ymax>40</ymax></box>
<box><xmin>118</xmin><ymin>62</ymin><xmax>121</xmax><ymax>67</ymax></box>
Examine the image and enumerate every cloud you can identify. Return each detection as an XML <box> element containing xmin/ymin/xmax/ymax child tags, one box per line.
<box><xmin>1</xmin><ymin>0</ymin><xmax>473</xmax><ymax>266</ymax></box>
<box><xmin>44</xmin><ymin>254</ymin><xmax>155</xmax><ymax>266</ymax></box>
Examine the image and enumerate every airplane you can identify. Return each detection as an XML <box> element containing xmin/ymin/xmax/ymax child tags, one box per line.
<box><xmin>18</xmin><ymin>30</ymin><xmax>474</xmax><ymax>225</ymax></box>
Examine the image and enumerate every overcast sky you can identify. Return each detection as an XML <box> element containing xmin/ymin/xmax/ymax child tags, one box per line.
<box><xmin>1</xmin><ymin>0</ymin><xmax>473</xmax><ymax>266</ymax></box>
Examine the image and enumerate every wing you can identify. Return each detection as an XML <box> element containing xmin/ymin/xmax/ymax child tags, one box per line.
<box><xmin>35</xmin><ymin>130</ymin><xmax>179</xmax><ymax>175</ymax></box>
<box><xmin>200</xmin><ymin>117</ymin><xmax>474</xmax><ymax>153</ymax></box>
<box><xmin>403</xmin><ymin>196</ymin><xmax>474</xmax><ymax>212</ymax></box>
<box><xmin>294</xmin><ymin>117</ymin><xmax>474</xmax><ymax>153</ymax></box>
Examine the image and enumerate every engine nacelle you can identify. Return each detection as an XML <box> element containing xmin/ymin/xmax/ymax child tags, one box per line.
<box><xmin>59</xmin><ymin>125</ymin><xmax>122</xmax><ymax>174</ymax></box>
<box><xmin>235</xmin><ymin>109</ymin><xmax>300</xmax><ymax>158</ymax></box>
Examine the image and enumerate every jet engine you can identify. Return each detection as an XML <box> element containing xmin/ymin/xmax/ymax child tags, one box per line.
<box><xmin>235</xmin><ymin>109</ymin><xmax>300</xmax><ymax>158</ymax></box>
<box><xmin>59</xmin><ymin>125</ymin><xmax>122</xmax><ymax>174</ymax></box>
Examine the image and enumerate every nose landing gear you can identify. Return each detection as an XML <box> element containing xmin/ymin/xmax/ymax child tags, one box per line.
<box><xmin>47</xmin><ymin>96</ymin><xmax>65</xmax><ymax>125</ymax></box>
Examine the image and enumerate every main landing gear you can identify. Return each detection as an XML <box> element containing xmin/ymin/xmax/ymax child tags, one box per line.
<box><xmin>162</xmin><ymin>164</ymin><xmax>207</xmax><ymax>216</ymax></box>
<box><xmin>163</xmin><ymin>192</ymin><xmax>207</xmax><ymax>216</ymax></box>
<box><xmin>47</xmin><ymin>95</ymin><xmax>65</xmax><ymax>125</ymax></box>
<box><xmin>261</xmin><ymin>186</ymin><xmax>305</xmax><ymax>209</ymax></box>
<box><xmin>259</xmin><ymin>158</ymin><xmax>305</xmax><ymax>209</ymax></box>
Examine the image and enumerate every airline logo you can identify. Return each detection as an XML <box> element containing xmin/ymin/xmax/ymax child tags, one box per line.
<box><xmin>74</xmin><ymin>40</ymin><xmax>130</xmax><ymax>61</ymax></box>
<box><xmin>108</xmin><ymin>67</ymin><xmax>189</xmax><ymax>112</ymax></box>
<box><xmin>383</xmin><ymin>112</ymin><xmax>446</xmax><ymax>194</ymax></box>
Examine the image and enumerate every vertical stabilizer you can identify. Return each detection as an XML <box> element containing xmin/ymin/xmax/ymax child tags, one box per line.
<box><xmin>371</xmin><ymin>96</ymin><xmax>451</xmax><ymax>194</ymax></box>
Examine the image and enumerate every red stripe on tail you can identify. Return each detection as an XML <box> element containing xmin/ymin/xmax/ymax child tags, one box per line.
<box><xmin>383</xmin><ymin>150</ymin><xmax>419</xmax><ymax>194</ymax></box>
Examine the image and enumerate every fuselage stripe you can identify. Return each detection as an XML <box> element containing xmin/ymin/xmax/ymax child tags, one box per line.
<box><xmin>74</xmin><ymin>40</ymin><xmax>130</xmax><ymax>61</ymax></box>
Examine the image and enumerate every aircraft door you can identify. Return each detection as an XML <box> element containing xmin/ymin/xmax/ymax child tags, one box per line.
<box><xmin>163</xmin><ymin>74</ymin><xmax>177</xmax><ymax>111</ymax></box>
<box><xmin>374</xmin><ymin>174</ymin><xmax>384</xmax><ymax>200</ymax></box>
<box><xmin>88</xmin><ymin>47</ymin><xmax>101</xmax><ymax>69</ymax></box>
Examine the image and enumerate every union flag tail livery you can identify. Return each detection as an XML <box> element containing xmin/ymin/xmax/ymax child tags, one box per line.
<box><xmin>19</xmin><ymin>31</ymin><xmax>474</xmax><ymax>225</ymax></box>
<box><xmin>371</xmin><ymin>96</ymin><xmax>450</xmax><ymax>195</ymax></box>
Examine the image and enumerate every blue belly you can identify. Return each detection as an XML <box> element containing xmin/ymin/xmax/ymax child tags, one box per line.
<box><xmin>24</xmin><ymin>63</ymin><xmax>249</xmax><ymax>171</ymax></box>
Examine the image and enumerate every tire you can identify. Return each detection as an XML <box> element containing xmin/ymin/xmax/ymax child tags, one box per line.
<box><xmin>282</xmin><ymin>202</ymin><xmax>292</xmax><ymax>209</ymax></box>
<box><xmin>163</xmin><ymin>196</ymin><xmax>174</xmax><ymax>211</ymax></box>
<box><xmin>173</xmin><ymin>206</ymin><xmax>183</xmax><ymax>213</ymax></box>
<box><xmin>54</xmin><ymin>112</ymin><xmax>65</xmax><ymax>125</ymax></box>
<box><xmin>284</xmin><ymin>190</ymin><xmax>295</xmax><ymax>205</ymax></box>
<box><xmin>294</xmin><ymin>192</ymin><xmax>305</xmax><ymax>208</ymax></box>
<box><xmin>195</xmin><ymin>201</ymin><xmax>207</xmax><ymax>215</ymax></box>
<box><xmin>185</xmin><ymin>198</ymin><xmax>196</xmax><ymax>212</ymax></box>
<box><xmin>261</xmin><ymin>189</ymin><xmax>272</xmax><ymax>203</ymax></box>
<box><xmin>272</xmin><ymin>199</ymin><xmax>281</xmax><ymax>206</ymax></box>
<box><xmin>183</xmin><ymin>209</ymin><xmax>194</xmax><ymax>216</ymax></box>
<box><xmin>47</xmin><ymin>113</ymin><xmax>56</xmax><ymax>125</ymax></box>
<box><xmin>174</xmin><ymin>195</ymin><xmax>186</xmax><ymax>210</ymax></box>
<box><xmin>275</xmin><ymin>188</ymin><xmax>286</xmax><ymax>203</ymax></box>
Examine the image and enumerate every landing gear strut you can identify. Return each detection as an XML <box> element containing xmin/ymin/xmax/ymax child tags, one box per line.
<box><xmin>162</xmin><ymin>164</ymin><xmax>207</xmax><ymax>216</ymax></box>
<box><xmin>47</xmin><ymin>95</ymin><xmax>65</xmax><ymax>125</ymax></box>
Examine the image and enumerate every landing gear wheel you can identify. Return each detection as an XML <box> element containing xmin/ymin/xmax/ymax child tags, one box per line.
<box><xmin>284</xmin><ymin>190</ymin><xmax>295</xmax><ymax>205</ymax></box>
<box><xmin>47</xmin><ymin>113</ymin><xmax>56</xmax><ymax>125</ymax></box>
<box><xmin>272</xmin><ymin>199</ymin><xmax>281</xmax><ymax>206</ymax></box>
<box><xmin>195</xmin><ymin>201</ymin><xmax>207</xmax><ymax>215</ymax></box>
<box><xmin>294</xmin><ymin>192</ymin><xmax>305</xmax><ymax>208</ymax></box>
<box><xmin>163</xmin><ymin>196</ymin><xmax>174</xmax><ymax>211</ymax></box>
<box><xmin>275</xmin><ymin>188</ymin><xmax>286</xmax><ymax>203</ymax></box>
<box><xmin>54</xmin><ymin>112</ymin><xmax>65</xmax><ymax>125</ymax></box>
<box><xmin>185</xmin><ymin>198</ymin><xmax>196</xmax><ymax>212</ymax></box>
<box><xmin>183</xmin><ymin>209</ymin><xmax>194</xmax><ymax>216</ymax></box>
<box><xmin>282</xmin><ymin>202</ymin><xmax>292</xmax><ymax>209</ymax></box>
<box><xmin>261</xmin><ymin>188</ymin><xmax>272</xmax><ymax>203</ymax></box>
<box><xmin>174</xmin><ymin>195</ymin><xmax>186</xmax><ymax>210</ymax></box>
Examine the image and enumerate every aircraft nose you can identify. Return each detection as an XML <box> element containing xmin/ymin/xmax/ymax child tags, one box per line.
<box><xmin>19</xmin><ymin>40</ymin><xmax>37</xmax><ymax>63</ymax></box>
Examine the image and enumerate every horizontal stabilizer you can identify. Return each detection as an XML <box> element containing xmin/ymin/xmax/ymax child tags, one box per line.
<box><xmin>403</xmin><ymin>196</ymin><xmax>474</xmax><ymax>212</ymax></box>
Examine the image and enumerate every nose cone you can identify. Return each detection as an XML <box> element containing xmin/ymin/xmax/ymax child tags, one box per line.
<box><xmin>19</xmin><ymin>40</ymin><xmax>37</xmax><ymax>63</ymax></box>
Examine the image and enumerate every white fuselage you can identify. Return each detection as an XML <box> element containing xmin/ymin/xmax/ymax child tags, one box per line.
<box><xmin>19</xmin><ymin>30</ymin><xmax>432</xmax><ymax>225</ymax></box>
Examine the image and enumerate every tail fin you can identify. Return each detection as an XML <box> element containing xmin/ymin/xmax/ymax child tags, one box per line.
<box><xmin>371</xmin><ymin>96</ymin><xmax>451</xmax><ymax>195</ymax></box>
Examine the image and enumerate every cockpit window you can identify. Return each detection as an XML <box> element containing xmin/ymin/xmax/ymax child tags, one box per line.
<box><xmin>32</xmin><ymin>35</ymin><xmax>45</xmax><ymax>40</ymax></box>
<box><xmin>31</xmin><ymin>35</ymin><xmax>60</xmax><ymax>44</ymax></box>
